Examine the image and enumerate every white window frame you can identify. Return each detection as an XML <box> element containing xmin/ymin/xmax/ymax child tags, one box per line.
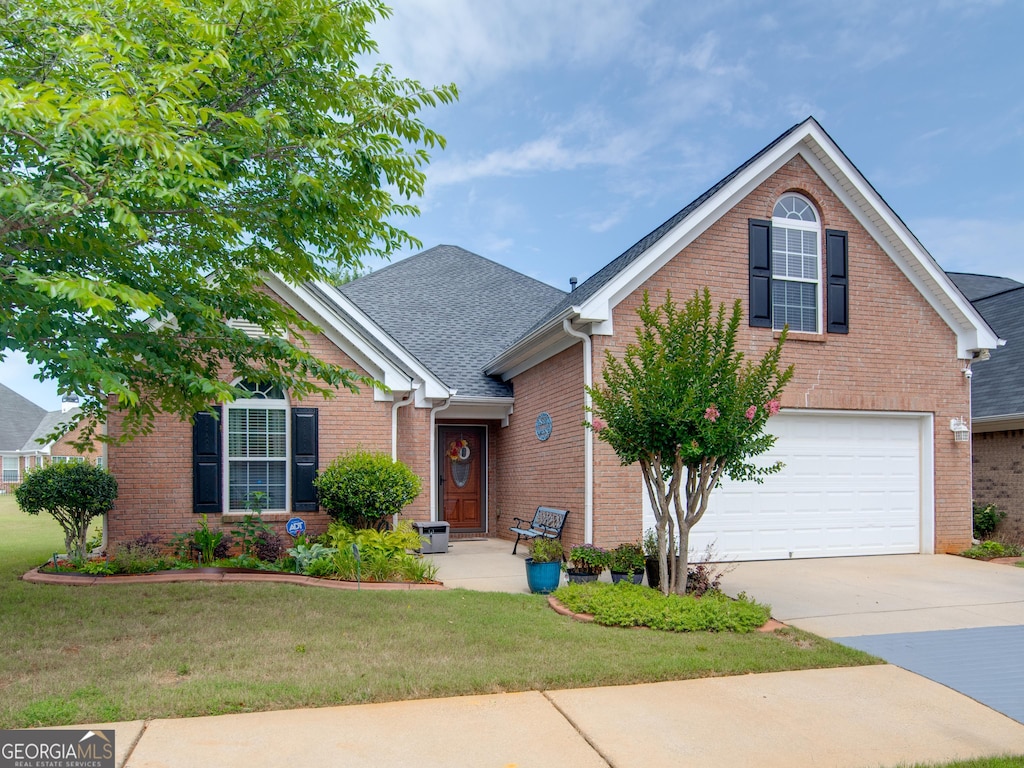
<box><xmin>223</xmin><ymin>380</ymin><xmax>290</xmax><ymax>514</ymax></box>
<box><xmin>51</xmin><ymin>455</ymin><xmax>86</xmax><ymax>465</ymax></box>
<box><xmin>771</xmin><ymin>193</ymin><xmax>822</xmax><ymax>334</ymax></box>
<box><xmin>2</xmin><ymin>456</ymin><xmax>19</xmax><ymax>483</ymax></box>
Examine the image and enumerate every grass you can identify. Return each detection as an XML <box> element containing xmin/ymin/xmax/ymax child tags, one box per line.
<box><xmin>0</xmin><ymin>494</ymin><xmax>878</xmax><ymax>728</ymax></box>
<box><xmin>893</xmin><ymin>758</ymin><xmax>1024</xmax><ymax>767</ymax></box>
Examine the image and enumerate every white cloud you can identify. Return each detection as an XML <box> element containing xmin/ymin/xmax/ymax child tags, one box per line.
<box><xmin>371</xmin><ymin>0</ymin><xmax>655</xmax><ymax>86</ymax></box>
<box><xmin>427</xmin><ymin>137</ymin><xmax>590</xmax><ymax>186</ymax></box>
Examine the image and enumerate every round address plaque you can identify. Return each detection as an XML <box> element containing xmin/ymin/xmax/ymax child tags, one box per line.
<box><xmin>535</xmin><ymin>412</ymin><xmax>553</xmax><ymax>441</ymax></box>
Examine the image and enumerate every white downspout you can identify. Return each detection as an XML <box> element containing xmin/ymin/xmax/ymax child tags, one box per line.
<box><xmin>429</xmin><ymin>390</ymin><xmax>457</xmax><ymax>522</ymax></box>
<box><xmin>562</xmin><ymin>317</ymin><xmax>594</xmax><ymax>543</ymax></box>
<box><xmin>391</xmin><ymin>383</ymin><xmax>417</xmax><ymax>528</ymax></box>
<box><xmin>391</xmin><ymin>384</ymin><xmax>417</xmax><ymax>461</ymax></box>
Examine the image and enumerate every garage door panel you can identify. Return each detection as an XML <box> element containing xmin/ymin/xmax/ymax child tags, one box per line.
<box><xmin>642</xmin><ymin>413</ymin><xmax>924</xmax><ymax>561</ymax></box>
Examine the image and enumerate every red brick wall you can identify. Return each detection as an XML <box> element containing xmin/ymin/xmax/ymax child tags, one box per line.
<box><xmin>498</xmin><ymin>346</ymin><xmax>587</xmax><ymax>547</ymax></box>
<box><xmin>396</xmin><ymin>404</ymin><xmax>432</xmax><ymax>522</ymax></box>
<box><xmin>973</xmin><ymin>430</ymin><xmax>1024</xmax><ymax>544</ymax></box>
<box><xmin>588</xmin><ymin>155</ymin><xmax>971</xmax><ymax>552</ymax></box>
<box><xmin>107</xmin><ymin>328</ymin><xmax>395</xmax><ymax>547</ymax></box>
<box><xmin>50</xmin><ymin>418</ymin><xmax>104</xmax><ymax>463</ymax></box>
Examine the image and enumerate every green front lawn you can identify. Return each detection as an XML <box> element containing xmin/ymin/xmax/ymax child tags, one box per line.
<box><xmin>0</xmin><ymin>494</ymin><xmax>877</xmax><ymax>727</ymax></box>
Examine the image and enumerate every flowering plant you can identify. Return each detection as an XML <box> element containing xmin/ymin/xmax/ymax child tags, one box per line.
<box><xmin>447</xmin><ymin>438</ymin><xmax>471</xmax><ymax>462</ymax></box>
<box><xmin>585</xmin><ymin>287</ymin><xmax>793</xmax><ymax>595</ymax></box>
<box><xmin>567</xmin><ymin>543</ymin><xmax>608</xmax><ymax>574</ymax></box>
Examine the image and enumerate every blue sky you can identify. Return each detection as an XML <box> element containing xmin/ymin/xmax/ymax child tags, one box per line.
<box><xmin>3</xmin><ymin>0</ymin><xmax>1021</xmax><ymax>409</ymax></box>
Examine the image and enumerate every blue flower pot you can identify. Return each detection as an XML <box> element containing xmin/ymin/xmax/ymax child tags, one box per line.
<box><xmin>525</xmin><ymin>558</ymin><xmax>561</xmax><ymax>594</ymax></box>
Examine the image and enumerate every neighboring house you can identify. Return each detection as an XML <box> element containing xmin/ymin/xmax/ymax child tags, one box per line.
<box><xmin>947</xmin><ymin>272</ymin><xmax>1024</xmax><ymax>542</ymax></box>
<box><xmin>106</xmin><ymin>117</ymin><xmax>998</xmax><ymax>561</ymax></box>
<box><xmin>0</xmin><ymin>385</ymin><xmax>102</xmax><ymax>493</ymax></box>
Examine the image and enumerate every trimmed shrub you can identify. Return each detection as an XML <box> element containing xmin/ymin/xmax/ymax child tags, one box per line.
<box><xmin>15</xmin><ymin>461</ymin><xmax>117</xmax><ymax>558</ymax></box>
<box><xmin>314</xmin><ymin>450</ymin><xmax>421</xmax><ymax>529</ymax></box>
<box><xmin>973</xmin><ymin>502</ymin><xmax>1005</xmax><ymax>539</ymax></box>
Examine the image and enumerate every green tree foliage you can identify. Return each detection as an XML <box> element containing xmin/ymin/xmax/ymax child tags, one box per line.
<box><xmin>0</xmin><ymin>0</ymin><xmax>457</xmax><ymax>444</ymax></box>
<box><xmin>587</xmin><ymin>289</ymin><xmax>793</xmax><ymax>595</ymax></box>
<box><xmin>313</xmin><ymin>449</ymin><xmax>421</xmax><ymax>528</ymax></box>
<box><xmin>15</xmin><ymin>461</ymin><xmax>118</xmax><ymax>558</ymax></box>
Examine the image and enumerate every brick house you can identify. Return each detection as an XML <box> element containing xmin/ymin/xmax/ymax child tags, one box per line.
<box><xmin>0</xmin><ymin>385</ymin><xmax>104</xmax><ymax>494</ymax></box>
<box><xmin>947</xmin><ymin>272</ymin><xmax>1024</xmax><ymax>543</ymax></box>
<box><xmin>107</xmin><ymin>117</ymin><xmax>998</xmax><ymax>560</ymax></box>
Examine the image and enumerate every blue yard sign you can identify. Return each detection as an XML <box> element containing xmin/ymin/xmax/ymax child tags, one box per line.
<box><xmin>285</xmin><ymin>517</ymin><xmax>306</xmax><ymax>537</ymax></box>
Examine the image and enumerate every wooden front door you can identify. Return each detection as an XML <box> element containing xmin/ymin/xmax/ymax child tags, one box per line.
<box><xmin>439</xmin><ymin>426</ymin><xmax>485</xmax><ymax>531</ymax></box>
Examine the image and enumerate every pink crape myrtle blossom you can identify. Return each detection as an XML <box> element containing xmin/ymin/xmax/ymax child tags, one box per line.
<box><xmin>703</xmin><ymin>405</ymin><xmax>720</xmax><ymax>422</ymax></box>
<box><xmin>745</xmin><ymin>405</ymin><xmax>757</xmax><ymax>421</ymax></box>
<box><xmin>591</xmin><ymin>417</ymin><xmax>606</xmax><ymax>433</ymax></box>
<box><xmin>766</xmin><ymin>399</ymin><xmax>781</xmax><ymax>416</ymax></box>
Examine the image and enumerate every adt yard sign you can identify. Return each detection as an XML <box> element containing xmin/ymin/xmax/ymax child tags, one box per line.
<box><xmin>286</xmin><ymin>517</ymin><xmax>306</xmax><ymax>537</ymax></box>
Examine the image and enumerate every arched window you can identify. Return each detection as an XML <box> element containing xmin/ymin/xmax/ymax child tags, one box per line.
<box><xmin>771</xmin><ymin>194</ymin><xmax>821</xmax><ymax>332</ymax></box>
<box><xmin>225</xmin><ymin>379</ymin><xmax>288</xmax><ymax>512</ymax></box>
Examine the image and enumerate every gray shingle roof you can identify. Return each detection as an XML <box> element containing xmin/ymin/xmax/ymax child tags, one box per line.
<box><xmin>966</xmin><ymin>285</ymin><xmax>1024</xmax><ymax>419</ymax></box>
<box><xmin>947</xmin><ymin>272</ymin><xmax>1024</xmax><ymax>302</ymax></box>
<box><xmin>0</xmin><ymin>383</ymin><xmax>47</xmax><ymax>451</ymax></box>
<box><xmin>339</xmin><ymin>245</ymin><xmax>566</xmax><ymax>397</ymax></box>
<box><xmin>22</xmin><ymin>408</ymin><xmax>80</xmax><ymax>450</ymax></box>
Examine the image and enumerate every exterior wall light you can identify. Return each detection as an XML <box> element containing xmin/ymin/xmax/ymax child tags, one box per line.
<box><xmin>950</xmin><ymin>418</ymin><xmax>970</xmax><ymax>443</ymax></box>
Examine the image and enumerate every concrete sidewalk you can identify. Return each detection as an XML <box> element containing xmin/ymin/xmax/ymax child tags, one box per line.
<box><xmin>59</xmin><ymin>666</ymin><xmax>1024</xmax><ymax>768</ymax></box>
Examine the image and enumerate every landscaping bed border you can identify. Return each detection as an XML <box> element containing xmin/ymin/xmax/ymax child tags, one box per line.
<box><xmin>22</xmin><ymin>566</ymin><xmax>445</xmax><ymax>590</ymax></box>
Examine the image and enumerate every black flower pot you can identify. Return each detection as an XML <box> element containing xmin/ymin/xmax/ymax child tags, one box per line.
<box><xmin>566</xmin><ymin>569</ymin><xmax>600</xmax><ymax>584</ymax></box>
<box><xmin>645</xmin><ymin>557</ymin><xmax>674</xmax><ymax>590</ymax></box>
<box><xmin>610</xmin><ymin>570</ymin><xmax>643</xmax><ymax>585</ymax></box>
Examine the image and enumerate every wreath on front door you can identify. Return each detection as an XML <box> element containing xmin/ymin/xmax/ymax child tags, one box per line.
<box><xmin>447</xmin><ymin>438</ymin><xmax>472</xmax><ymax>488</ymax></box>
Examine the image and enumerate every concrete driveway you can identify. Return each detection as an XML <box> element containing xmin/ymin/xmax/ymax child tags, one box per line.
<box><xmin>722</xmin><ymin>554</ymin><xmax>1024</xmax><ymax>724</ymax></box>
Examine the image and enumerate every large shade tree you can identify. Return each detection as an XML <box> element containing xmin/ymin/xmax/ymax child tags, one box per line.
<box><xmin>587</xmin><ymin>289</ymin><xmax>793</xmax><ymax>595</ymax></box>
<box><xmin>0</xmin><ymin>0</ymin><xmax>457</xmax><ymax>444</ymax></box>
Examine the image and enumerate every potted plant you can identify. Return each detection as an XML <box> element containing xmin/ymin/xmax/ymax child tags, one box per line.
<box><xmin>565</xmin><ymin>543</ymin><xmax>607</xmax><ymax>584</ymax></box>
<box><xmin>609</xmin><ymin>541</ymin><xmax>645</xmax><ymax>584</ymax></box>
<box><xmin>642</xmin><ymin>527</ymin><xmax>673</xmax><ymax>590</ymax></box>
<box><xmin>525</xmin><ymin>538</ymin><xmax>563</xmax><ymax>594</ymax></box>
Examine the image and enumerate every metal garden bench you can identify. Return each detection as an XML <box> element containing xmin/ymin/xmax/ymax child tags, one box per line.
<box><xmin>510</xmin><ymin>506</ymin><xmax>569</xmax><ymax>555</ymax></box>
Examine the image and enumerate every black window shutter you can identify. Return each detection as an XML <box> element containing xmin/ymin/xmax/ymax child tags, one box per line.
<box><xmin>292</xmin><ymin>407</ymin><xmax>319</xmax><ymax>512</ymax></box>
<box><xmin>826</xmin><ymin>229</ymin><xmax>849</xmax><ymax>334</ymax></box>
<box><xmin>748</xmin><ymin>219</ymin><xmax>772</xmax><ymax>327</ymax></box>
<box><xmin>193</xmin><ymin>407</ymin><xmax>222</xmax><ymax>514</ymax></box>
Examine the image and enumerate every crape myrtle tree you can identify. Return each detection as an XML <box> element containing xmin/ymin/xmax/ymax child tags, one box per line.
<box><xmin>0</xmin><ymin>0</ymin><xmax>457</xmax><ymax>445</ymax></box>
<box><xmin>587</xmin><ymin>289</ymin><xmax>793</xmax><ymax>595</ymax></box>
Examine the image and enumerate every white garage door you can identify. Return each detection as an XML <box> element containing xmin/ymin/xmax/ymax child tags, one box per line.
<box><xmin>641</xmin><ymin>412</ymin><xmax>927</xmax><ymax>561</ymax></box>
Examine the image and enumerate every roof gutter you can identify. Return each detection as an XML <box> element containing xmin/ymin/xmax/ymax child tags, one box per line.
<box><xmin>562</xmin><ymin>317</ymin><xmax>594</xmax><ymax>544</ymax></box>
<box><xmin>484</xmin><ymin>306</ymin><xmax>578</xmax><ymax>377</ymax></box>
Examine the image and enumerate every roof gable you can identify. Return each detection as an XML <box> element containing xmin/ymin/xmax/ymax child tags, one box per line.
<box><xmin>0</xmin><ymin>383</ymin><xmax>47</xmax><ymax>452</ymax></box>
<box><xmin>489</xmin><ymin>117</ymin><xmax>998</xmax><ymax>375</ymax></box>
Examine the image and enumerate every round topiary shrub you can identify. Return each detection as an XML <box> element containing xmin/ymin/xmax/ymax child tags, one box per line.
<box><xmin>313</xmin><ymin>450</ymin><xmax>421</xmax><ymax>529</ymax></box>
<box><xmin>15</xmin><ymin>461</ymin><xmax>118</xmax><ymax>559</ymax></box>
